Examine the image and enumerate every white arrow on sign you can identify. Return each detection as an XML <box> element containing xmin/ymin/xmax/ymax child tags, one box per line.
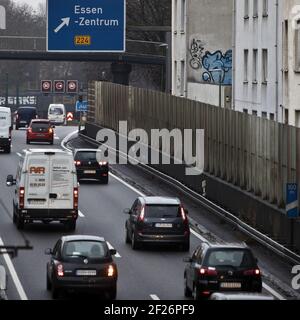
<box><xmin>54</xmin><ymin>17</ymin><xmax>70</xmax><ymax>33</ymax></box>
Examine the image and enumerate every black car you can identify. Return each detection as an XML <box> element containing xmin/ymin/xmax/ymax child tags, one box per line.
<box><xmin>46</xmin><ymin>235</ymin><xmax>118</xmax><ymax>299</ymax></box>
<box><xmin>184</xmin><ymin>243</ymin><xmax>262</xmax><ymax>300</ymax></box>
<box><xmin>74</xmin><ymin>149</ymin><xmax>109</xmax><ymax>184</ymax></box>
<box><xmin>124</xmin><ymin>196</ymin><xmax>190</xmax><ymax>251</ymax></box>
<box><xmin>15</xmin><ymin>106</ymin><xmax>38</xmax><ymax>129</ymax></box>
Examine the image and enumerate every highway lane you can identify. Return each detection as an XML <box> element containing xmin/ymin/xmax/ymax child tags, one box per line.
<box><xmin>0</xmin><ymin>127</ymin><xmax>296</xmax><ymax>300</ymax></box>
<box><xmin>0</xmin><ymin>127</ymin><xmax>203</xmax><ymax>300</ymax></box>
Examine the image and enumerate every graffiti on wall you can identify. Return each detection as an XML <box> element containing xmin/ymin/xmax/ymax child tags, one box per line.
<box><xmin>189</xmin><ymin>38</ymin><xmax>232</xmax><ymax>85</ymax></box>
<box><xmin>189</xmin><ymin>39</ymin><xmax>205</xmax><ymax>69</ymax></box>
<box><xmin>202</xmin><ymin>50</ymin><xmax>232</xmax><ymax>85</ymax></box>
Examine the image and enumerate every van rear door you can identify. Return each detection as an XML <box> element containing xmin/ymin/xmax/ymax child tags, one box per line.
<box><xmin>0</xmin><ymin>109</ymin><xmax>11</xmax><ymax>139</ymax></box>
<box><xmin>25</xmin><ymin>156</ymin><xmax>50</xmax><ymax>209</ymax></box>
<box><xmin>48</xmin><ymin>155</ymin><xmax>74</xmax><ymax>210</ymax></box>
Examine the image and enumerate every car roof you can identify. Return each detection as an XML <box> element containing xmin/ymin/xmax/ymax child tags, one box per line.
<box><xmin>30</xmin><ymin>119</ymin><xmax>50</xmax><ymax>123</ymax></box>
<box><xmin>139</xmin><ymin>196</ymin><xmax>181</xmax><ymax>205</ymax></box>
<box><xmin>0</xmin><ymin>107</ymin><xmax>11</xmax><ymax>112</ymax></box>
<box><xmin>74</xmin><ymin>148</ymin><xmax>102</xmax><ymax>153</ymax></box>
<box><xmin>205</xmin><ymin>243</ymin><xmax>249</xmax><ymax>250</ymax></box>
<box><xmin>210</xmin><ymin>292</ymin><xmax>274</xmax><ymax>300</ymax></box>
<box><xmin>61</xmin><ymin>235</ymin><xmax>105</xmax><ymax>243</ymax></box>
<box><xmin>17</xmin><ymin>106</ymin><xmax>36</xmax><ymax>109</ymax></box>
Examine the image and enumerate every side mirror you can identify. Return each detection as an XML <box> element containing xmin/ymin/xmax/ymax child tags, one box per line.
<box><xmin>109</xmin><ymin>249</ymin><xmax>117</xmax><ymax>256</ymax></box>
<box><xmin>52</xmin><ymin>125</ymin><xmax>55</xmax><ymax>128</ymax></box>
<box><xmin>6</xmin><ymin>175</ymin><xmax>16</xmax><ymax>187</ymax></box>
<box><xmin>123</xmin><ymin>208</ymin><xmax>131</xmax><ymax>215</ymax></box>
<box><xmin>45</xmin><ymin>248</ymin><xmax>53</xmax><ymax>255</ymax></box>
<box><xmin>183</xmin><ymin>257</ymin><xmax>193</xmax><ymax>263</ymax></box>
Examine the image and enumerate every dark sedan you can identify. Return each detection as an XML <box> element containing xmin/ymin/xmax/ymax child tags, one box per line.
<box><xmin>74</xmin><ymin>149</ymin><xmax>109</xmax><ymax>184</ymax></box>
<box><xmin>46</xmin><ymin>235</ymin><xmax>118</xmax><ymax>299</ymax></box>
<box><xmin>184</xmin><ymin>243</ymin><xmax>262</xmax><ymax>300</ymax></box>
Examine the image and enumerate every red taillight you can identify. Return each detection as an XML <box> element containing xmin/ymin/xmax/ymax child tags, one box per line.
<box><xmin>49</xmin><ymin>128</ymin><xmax>53</xmax><ymax>134</ymax></box>
<box><xmin>28</xmin><ymin>128</ymin><xmax>32</xmax><ymax>134</ymax></box>
<box><xmin>181</xmin><ymin>206</ymin><xmax>187</xmax><ymax>221</ymax></box>
<box><xmin>107</xmin><ymin>265</ymin><xmax>115</xmax><ymax>277</ymax></box>
<box><xmin>199</xmin><ymin>267</ymin><xmax>218</xmax><ymax>276</ymax></box>
<box><xmin>138</xmin><ymin>206</ymin><xmax>145</xmax><ymax>222</ymax></box>
<box><xmin>74</xmin><ymin>161</ymin><xmax>81</xmax><ymax>166</ymax></box>
<box><xmin>73</xmin><ymin>187</ymin><xmax>78</xmax><ymax>209</ymax></box>
<box><xmin>16</xmin><ymin>114</ymin><xmax>19</xmax><ymax>120</ymax></box>
<box><xmin>244</xmin><ymin>269</ymin><xmax>261</xmax><ymax>276</ymax></box>
<box><xmin>57</xmin><ymin>264</ymin><xmax>64</xmax><ymax>277</ymax></box>
<box><xmin>19</xmin><ymin>187</ymin><xmax>25</xmax><ymax>209</ymax></box>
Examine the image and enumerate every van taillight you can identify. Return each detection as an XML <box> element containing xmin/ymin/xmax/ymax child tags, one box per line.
<box><xmin>199</xmin><ymin>267</ymin><xmax>218</xmax><ymax>276</ymax></box>
<box><xmin>243</xmin><ymin>269</ymin><xmax>261</xmax><ymax>276</ymax></box>
<box><xmin>73</xmin><ymin>187</ymin><xmax>78</xmax><ymax>209</ymax></box>
<box><xmin>181</xmin><ymin>206</ymin><xmax>187</xmax><ymax>221</ymax></box>
<box><xmin>19</xmin><ymin>187</ymin><xmax>25</xmax><ymax>209</ymax></box>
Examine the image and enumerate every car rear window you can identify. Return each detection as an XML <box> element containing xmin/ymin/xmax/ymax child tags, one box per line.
<box><xmin>206</xmin><ymin>249</ymin><xmax>256</xmax><ymax>268</ymax></box>
<box><xmin>49</xmin><ymin>107</ymin><xmax>63</xmax><ymax>115</ymax></box>
<box><xmin>145</xmin><ymin>204</ymin><xmax>181</xmax><ymax>218</ymax></box>
<box><xmin>31</xmin><ymin>122</ymin><xmax>50</xmax><ymax>129</ymax></box>
<box><xmin>62</xmin><ymin>241</ymin><xmax>108</xmax><ymax>259</ymax></box>
<box><xmin>75</xmin><ymin>151</ymin><xmax>100</xmax><ymax>161</ymax></box>
<box><xmin>18</xmin><ymin>108</ymin><xmax>36</xmax><ymax>115</ymax></box>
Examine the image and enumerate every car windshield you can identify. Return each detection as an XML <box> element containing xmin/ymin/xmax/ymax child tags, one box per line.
<box><xmin>145</xmin><ymin>204</ymin><xmax>181</xmax><ymax>218</ymax></box>
<box><xmin>49</xmin><ymin>107</ymin><xmax>63</xmax><ymax>115</ymax></box>
<box><xmin>31</xmin><ymin>122</ymin><xmax>50</xmax><ymax>129</ymax></box>
<box><xmin>206</xmin><ymin>249</ymin><xmax>255</xmax><ymax>268</ymax></box>
<box><xmin>62</xmin><ymin>241</ymin><xmax>108</xmax><ymax>259</ymax></box>
<box><xmin>75</xmin><ymin>151</ymin><xmax>101</xmax><ymax>161</ymax></box>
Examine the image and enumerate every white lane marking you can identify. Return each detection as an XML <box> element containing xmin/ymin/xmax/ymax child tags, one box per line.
<box><xmin>262</xmin><ymin>283</ymin><xmax>285</xmax><ymax>301</ymax></box>
<box><xmin>17</xmin><ymin>153</ymin><xmax>21</xmax><ymax>157</ymax></box>
<box><xmin>54</xmin><ymin>137</ymin><xmax>60</xmax><ymax>140</ymax></box>
<box><xmin>106</xmin><ymin>241</ymin><xmax>121</xmax><ymax>258</ymax></box>
<box><xmin>190</xmin><ymin>228</ymin><xmax>208</xmax><ymax>242</ymax></box>
<box><xmin>109</xmin><ymin>173</ymin><xmax>146</xmax><ymax>197</ymax></box>
<box><xmin>150</xmin><ymin>294</ymin><xmax>160</xmax><ymax>300</ymax></box>
<box><xmin>0</xmin><ymin>237</ymin><xmax>28</xmax><ymax>300</ymax></box>
<box><xmin>78</xmin><ymin>210</ymin><xmax>85</xmax><ymax>218</ymax></box>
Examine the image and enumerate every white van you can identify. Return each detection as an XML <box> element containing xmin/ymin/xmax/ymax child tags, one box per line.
<box><xmin>0</xmin><ymin>107</ymin><xmax>12</xmax><ymax>153</ymax></box>
<box><xmin>6</xmin><ymin>149</ymin><xmax>78</xmax><ymax>230</ymax></box>
<box><xmin>48</xmin><ymin>104</ymin><xmax>66</xmax><ymax>125</ymax></box>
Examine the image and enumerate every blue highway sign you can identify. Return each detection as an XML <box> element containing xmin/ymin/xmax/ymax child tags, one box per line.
<box><xmin>76</xmin><ymin>101</ymin><xmax>88</xmax><ymax>112</ymax></box>
<box><xmin>286</xmin><ymin>183</ymin><xmax>299</xmax><ymax>218</ymax></box>
<box><xmin>47</xmin><ymin>0</ymin><xmax>126</xmax><ymax>52</ymax></box>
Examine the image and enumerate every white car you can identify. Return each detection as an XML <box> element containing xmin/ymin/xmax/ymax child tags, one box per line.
<box><xmin>48</xmin><ymin>104</ymin><xmax>66</xmax><ymax>125</ymax></box>
<box><xmin>0</xmin><ymin>107</ymin><xmax>12</xmax><ymax>153</ymax></box>
<box><xmin>6</xmin><ymin>149</ymin><xmax>78</xmax><ymax>230</ymax></box>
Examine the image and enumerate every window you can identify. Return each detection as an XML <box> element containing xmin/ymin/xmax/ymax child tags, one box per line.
<box><xmin>173</xmin><ymin>0</ymin><xmax>178</xmax><ymax>33</ymax></box>
<box><xmin>262</xmin><ymin>112</ymin><xmax>267</xmax><ymax>118</ymax></box>
<box><xmin>244</xmin><ymin>49</ymin><xmax>249</xmax><ymax>82</ymax></box>
<box><xmin>145</xmin><ymin>205</ymin><xmax>181</xmax><ymax>218</ymax></box>
<box><xmin>295</xmin><ymin>20</ymin><xmax>300</xmax><ymax>72</ymax></box>
<box><xmin>173</xmin><ymin>61</ymin><xmax>177</xmax><ymax>92</ymax></box>
<box><xmin>262</xmin><ymin>0</ymin><xmax>268</xmax><ymax>17</ymax></box>
<box><xmin>243</xmin><ymin>109</ymin><xmax>248</xmax><ymax>114</ymax></box>
<box><xmin>253</xmin><ymin>49</ymin><xmax>258</xmax><ymax>83</ymax></box>
<box><xmin>180</xmin><ymin>60</ymin><xmax>185</xmax><ymax>96</ymax></box>
<box><xmin>283</xmin><ymin>20</ymin><xmax>288</xmax><ymax>70</ymax></box>
<box><xmin>252</xmin><ymin>110</ymin><xmax>258</xmax><ymax>116</ymax></box>
<box><xmin>253</xmin><ymin>0</ymin><xmax>258</xmax><ymax>18</ymax></box>
<box><xmin>180</xmin><ymin>0</ymin><xmax>186</xmax><ymax>33</ymax></box>
<box><xmin>244</xmin><ymin>0</ymin><xmax>249</xmax><ymax>18</ymax></box>
<box><xmin>262</xmin><ymin>49</ymin><xmax>268</xmax><ymax>83</ymax></box>
<box><xmin>270</xmin><ymin>113</ymin><xmax>275</xmax><ymax>120</ymax></box>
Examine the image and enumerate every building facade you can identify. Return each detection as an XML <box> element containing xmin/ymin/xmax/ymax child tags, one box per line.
<box><xmin>234</xmin><ymin>0</ymin><xmax>300</xmax><ymax>125</ymax></box>
<box><xmin>172</xmin><ymin>0</ymin><xmax>233</xmax><ymax>108</ymax></box>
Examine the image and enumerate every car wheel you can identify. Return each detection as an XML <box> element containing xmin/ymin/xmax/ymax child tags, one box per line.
<box><xmin>182</xmin><ymin>241</ymin><xmax>190</xmax><ymax>252</ymax></box>
<box><xmin>125</xmin><ymin>228</ymin><xmax>130</xmax><ymax>244</ymax></box>
<box><xmin>131</xmin><ymin>232</ymin><xmax>141</xmax><ymax>250</ymax></box>
<box><xmin>51</xmin><ymin>285</ymin><xmax>59</xmax><ymax>300</ymax></box>
<box><xmin>193</xmin><ymin>284</ymin><xmax>201</xmax><ymax>300</ymax></box>
<box><xmin>102</xmin><ymin>176</ymin><xmax>109</xmax><ymax>185</ymax></box>
<box><xmin>26</xmin><ymin>139</ymin><xmax>30</xmax><ymax>145</ymax></box>
<box><xmin>15</xmin><ymin>125</ymin><xmax>19</xmax><ymax>130</ymax></box>
<box><xmin>46</xmin><ymin>273</ymin><xmax>52</xmax><ymax>291</ymax></box>
<box><xmin>108</xmin><ymin>285</ymin><xmax>117</xmax><ymax>300</ymax></box>
<box><xmin>5</xmin><ymin>146</ymin><xmax>11</xmax><ymax>154</ymax></box>
<box><xmin>50</xmin><ymin>140</ymin><xmax>53</xmax><ymax>145</ymax></box>
<box><xmin>13</xmin><ymin>209</ymin><xmax>17</xmax><ymax>225</ymax></box>
<box><xmin>16</xmin><ymin>216</ymin><xmax>24</xmax><ymax>230</ymax></box>
<box><xmin>184</xmin><ymin>275</ymin><xmax>192</xmax><ymax>298</ymax></box>
<box><xmin>67</xmin><ymin>220</ymin><xmax>76</xmax><ymax>231</ymax></box>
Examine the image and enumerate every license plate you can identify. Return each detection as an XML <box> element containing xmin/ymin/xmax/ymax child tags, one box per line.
<box><xmin>28</xmin><ymin>200</ymin><xmax>45</xmax><ymax>205</ymax></box>
<box><xmin>76</xmin><ymin>270</ymin><xmax>97</xmax><ymax>276</ymax></box>
<box><xmin>220</xmin><ymin>282</ymin><xmax>242</xmax><ymax>289</ymax></box>
<box><xmin>20</xmin><ymin>121</ymin><xmax>26</xmax><ymax>123</ymax></box>
<box><xmin>84</xmin><ymin>170</ymin><xmax>96</xmax><ymax>174</ymax></box>
<box><xmin>155</xmin><ymin>223</ymin><xmax>173</xmax><ymax>228</ymax></box>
